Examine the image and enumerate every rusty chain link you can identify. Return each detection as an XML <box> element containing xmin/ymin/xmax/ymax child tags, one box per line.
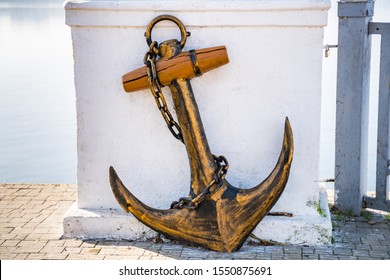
<box><xmin>144</xmin><ymin>43</ymin><xmax>229</xmax><ymax>210</ymax></box>
<box><xmin>144</xmin><ymin>44</ymin><xmax>184</xmax><ymax>143</ymax></box>
<box><xmin>171</xmin><ymin>155</ymin><xmax>229</xmax><ymax>210</ymax></box>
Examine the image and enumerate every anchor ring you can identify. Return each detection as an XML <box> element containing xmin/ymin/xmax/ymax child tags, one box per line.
<box><xmin>145</xmin><ymin>15</ymin><xmax>190</xmax><ymax>54</ymax></box>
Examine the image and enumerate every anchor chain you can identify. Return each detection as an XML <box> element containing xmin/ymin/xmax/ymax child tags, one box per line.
<box><xmin>170</xmin><ymin>155</ymin><xmax>229</xmax><ymax>210</ymax></box>
<box><xmin>144</xmin><ymin>44</ymin><xmax>229</xmax><ymax>210</ymax></box>
<box><xmin>144</xmin><ymin>43</ymin><xmax>184</xmax><ymax>143</ymax></box>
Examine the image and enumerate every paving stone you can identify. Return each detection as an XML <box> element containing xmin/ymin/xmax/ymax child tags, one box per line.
<box><xmin>319</xmin><ymin>254</ymin><xmax>339</xmax><ymax>260</ymax></box>
<box><xmin>231</xmin><ymin>253</ymin><xmax>255</xmax><ymax>260</ymax></box>
<box><xmin>105</xmin><ymin>255</ymin><xmax>139</xmax><ymax>260</ymax></box>
<box><xmin>42</xmin><ymin>253</ymin><xmax>69</xmax><ymax>260</ymax></box>
<box><xmin>355</xmin><ymin>243</ymin><xmax>371</xmax><ymax>250</ymax></box>
<box><xmin>333</xmin><ymin>248</ymin><xmax>352</xmax><ymax>255</ymax></box>
<box><xmin>352</xmin><ymin>249</ymin><xmax>370</xmax><ymax>257</ymax></box>
<box><xmin>0</xmin><ymin>253</ymin><xmax>18</xmax><ymax>260</ymax></box>
<box><xmin>40</xmin><ymin>246</ymin><xmax>64</xmax><ymax>254</ymax></box>
<box><xmin>40</xmin><ymin>233</ymin><xmax>62</xmax><ymax>240</ymax></box>
<box><xmin>142</xmin><ymin>250</ymin><xmax>160</xmax><ymax>257</ymax></box>
<box><xmin>356</xmin><ymin>228</ymin><xmax>373</xmax><ymax>234</ymax></box>
<box><xmin>23</xmin><ymin>233</ymin><xmax>43</xmax><ymax>241</ymax></box>
<box><xmin>160</xmin><ymin>252</ymin><xmax>182</xmax><ymax>259</ymax></box>
<box><xmin>160</xmin><ymin>244</ymin><xmax>184</xmax><ymax>250</ymax></box>
<box><xmin>1</xmin><ymin>184</ymin><xmax>389</xmax><ymax>260</ymax></box>
<box><xmin>0</xmin><ymin>233</ymin><xmax>17</xmax><ymax>240</ymax></box>
<box><xmin>14</xmin><ymin>253</ymin><xmax>29</xmax><ymax>260</ymax></box>
<box><xmin>64</xmin><ymin>247</ymin><xmax>82</xmax><ymax>254</ymax></box>
<box><xmin>372</xmin><ymin>228</ymin><xmax>390</xmax><ymax>235</ymax></box>
<box><xmin>284</xmin><ymin>247</ymin><xmax>302</xmax><ymax>254</ymax></box>
<box><xmin>116</xmin><ymin>241</ymin><xmax>134</xmax><ymax>247</ymax></box>
<box><xmin>270</xmin><ymin>253</ymin><xmax>283</xmax><ymax>260</ymax></box>
<box><xmin>152</xmin><ymin>256</ymin><xmax>172</xmax><ymax>260</ymax></box>
<box><xmin>30</xmin><ymin>215</ymin><xmax>49</xmax><ymax>223</ymax></box>
<box><xmin>80</xmin><ymin>241</ymin><xmax>98</xmax><ymax>248</ymax></box>
<box><xmin>265</xmin><ymin>246</ymin><xmax>283</xmax><ymax>254</ymax></box>
<box><xmin>342</xmin><ymin>236</ymin><xmax>361</xmax><ymax>243</ymax></box>
<box><xmin>345</xmin><ymin>232</ymin><xmax>364</xmax><ymax>237</ymax></box>
<box><xmin>379</xmin><ymin>239</ymin><xmax>390</xmax><ymax>246</ymax></box>
<box><xmin>334</xmin><ymin>243</ymin><xmax>356</xmax><ymax>249</ymax></box>
<box><xmin>356</xmin><ymin>222</ymin><xmax>373</xmax><ymax>229</ymax></box>
<box><xmin>369</xmin><ymin>250</ymin><xmax>389</xmax><ymax>259</ymax></box>
<box><xmin>80</xmin><ymin>248</ymin><xmax>101</xmax><ymax>254</ymax></box>
<box><xmin>17</xmin><ymin>240</ymin><xmax>46</xmax><ymax>248</ymax></box>
<box><xmin>126</xmin><ymin>248</ymin><xmax>145</xmax><ymax>256</ymax></box>
<box><xmin>302</xmin><ymin>254</ymin><xmax>319</xmax><ymax>260</ymax></box>
<box><xmin>255</xmin><ymin>253</ymin><xmax>271</xmax><ymax>260</ymax></box>
<box><xmin>373</xmin><ymin>223</ymin><xmax>390</xmax><ymax>229</ymax></box>
<box><xmin>130</xmin><ymin>241</ymin><xmax>153</xmax><ymax>248</ymax></box>
<box><xmin>29</xmin><ymin>227</ymin><xmax>51</xmax><ymax>234</ymax></box>
<box><xmin>283</xmin><ymin>254</ymin><xmax>302</xmax><ymax>260</ymax></box>
<box><xmin>21</xmin><ymin>222</ymin><xmax>40</xmax><ymax>229</ymax></box>
<box><xmin>315</xmin><ymin>248</ymin><xmax>333</xmax><ymax>255</ymax></box>
<box><xmin>45</xmin><ymin>240</ymin><xmax>65</xmax><ymax>247</ymax></box>
<box><xmin>370</xmin><ymin>244</ymin><xmax>388</xmax><ymax>251</ymax></box>
<box><xmin>181</xmin><ymin>249</ymin><xmax>208</xmax><ymax>258</ymax></box>
<box><xmin>1</xmin><ymin>240</ymin><xmax>22</xmax><ymax>247</ymax></box>
<box><xmin>246</xmin><ymin>246</ymin><xmax>265</xmax><ymax>253</ymax></box>
<box><xmin>366</xmin><ymin>233</ymin><xmax>386</xmax><ymax>240</ymax></box>
<box><xmin>302</xmin><ymin>247</ymin><xmax>315</xmax><ymax>254</ymax></box>
<box><xmin>66</xmin><ymin>254</ymin><xmax>88</xmax><ymax>260</ymax></box>
<box><xmin>63</xmin><ymin>239</ymin><xmax>83</xmax><ymax>247</ymax></box>
<box><xmin>26</xmin><ymin>253</ymin><xmax>47</xmax><ymax>260</ymax></box>
<box><xmin>357</xmin><ymin>256</ymin><xmax>376</xmax><ymax>260</ymax></box>
<box><xmin>361</xmin><ymin>238</ymin><xmax>381</xmax><ymax>245</ymax></box>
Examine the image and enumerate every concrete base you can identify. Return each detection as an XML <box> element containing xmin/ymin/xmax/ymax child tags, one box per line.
<box><xmin>63</xmin><ymin>186</ymin><xmax>332</xmax><ymax>245</ymax></box>
<box><xmin>252</xmin><ymin>187</ymin><xmax>332</xmax><ymax>244</ymax></box>
<box><xmin>63</xmin><ymin>0</ymin><xmax>332</xmax><ymax>246</ymax></box>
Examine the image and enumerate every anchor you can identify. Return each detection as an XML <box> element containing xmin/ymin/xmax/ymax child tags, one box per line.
<box><xmin>109</xmin><ymin>15</ymin><xmax>294</xmax><ymax>252</ymax></box>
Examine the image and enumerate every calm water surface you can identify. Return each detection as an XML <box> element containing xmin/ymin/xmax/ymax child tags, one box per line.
<box><xmin>0</xmin><ymin>1</ymin><xmax>76</xmax><ymax>183</ymax></box>
<box><xmin>0</xmin><ymin>0</ymin><xmax>389</xmax><ymax>187</ymax></box>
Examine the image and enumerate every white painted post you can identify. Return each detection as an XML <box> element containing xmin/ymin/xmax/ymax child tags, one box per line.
<box><xmin>335</xmin><ymin>0</ymin><xmax>374</xmax><ymax>214</ymax></box>
<box><xmin>63</xmin><ymin>0</ymin><xmax>332</xmax><ymax>245</ymax></box>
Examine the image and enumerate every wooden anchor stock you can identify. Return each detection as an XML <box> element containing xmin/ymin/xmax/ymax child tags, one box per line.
<box><xmin>109</xmin><ymin>15</ymin><xmax>294</xmax><ymax>252</ymax></box>
<box><xmin>122</xmin><ymin>46</ymin><xmax>229</xmax><ymax>93</ymax></box>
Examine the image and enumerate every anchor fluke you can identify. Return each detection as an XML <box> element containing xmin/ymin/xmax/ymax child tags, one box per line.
<box><xmin>109</xmin><ymin>166</ymin><xmax>136</xmax><ymax>213</ymax></box>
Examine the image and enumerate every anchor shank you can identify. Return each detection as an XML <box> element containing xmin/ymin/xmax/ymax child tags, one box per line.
<box><xmin>169</xmin><ymin>79</ymin><xmax>217</xmax><ymax>195</ymax></box>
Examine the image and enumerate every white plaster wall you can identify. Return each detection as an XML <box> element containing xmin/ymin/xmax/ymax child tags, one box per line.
<box><xmin>64</xmin><ymin>0</ymin><xmax>332</xmax><ymax>244</ymax></box>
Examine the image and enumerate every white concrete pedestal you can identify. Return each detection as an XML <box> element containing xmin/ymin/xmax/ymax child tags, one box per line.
<box><xmin>63</xmin><ymin>0</ymin><xmax>332</xmax><ymax>245</ymax></box>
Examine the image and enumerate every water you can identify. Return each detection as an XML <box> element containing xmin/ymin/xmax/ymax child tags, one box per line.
<box><xmin>0</xmin><ymin>0</ymin><xmax>76</xmax><ymax>183</ymax></box>
<box><xmin>0</xmin><ymin>0</ymin><xmax>389</xmax><ymax>186</ymax></box>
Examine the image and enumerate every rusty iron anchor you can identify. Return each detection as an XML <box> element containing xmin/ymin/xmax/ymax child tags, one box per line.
<box><xmin>109</xmin><ymin>15</ymin><xmax>294</xmax><ymax>252</ymax></box>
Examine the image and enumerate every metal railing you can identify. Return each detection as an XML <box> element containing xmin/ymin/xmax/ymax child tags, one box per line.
<box><xmin>363</xmin><ymin>22</ymin><xmax>390</xmax><ymax>212</ymax></box>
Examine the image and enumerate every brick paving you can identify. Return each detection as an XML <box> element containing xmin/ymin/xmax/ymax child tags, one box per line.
<box><xmin>0</xmin><ymin>183</ymin><xmax>389</xmax><ymax>260</ymax></box>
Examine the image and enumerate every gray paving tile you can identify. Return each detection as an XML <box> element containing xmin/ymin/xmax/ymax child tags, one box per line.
<box><xmin>1</xmin><ymin>184</ymin><xmax>389</xmax><ymax>260</ymax></box>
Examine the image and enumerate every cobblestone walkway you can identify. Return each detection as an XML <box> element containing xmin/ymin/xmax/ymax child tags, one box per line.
<box><xmin>0</xmin><ymin>184</ymin><xmax>389</xmax><ymax>260</ymax></box>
